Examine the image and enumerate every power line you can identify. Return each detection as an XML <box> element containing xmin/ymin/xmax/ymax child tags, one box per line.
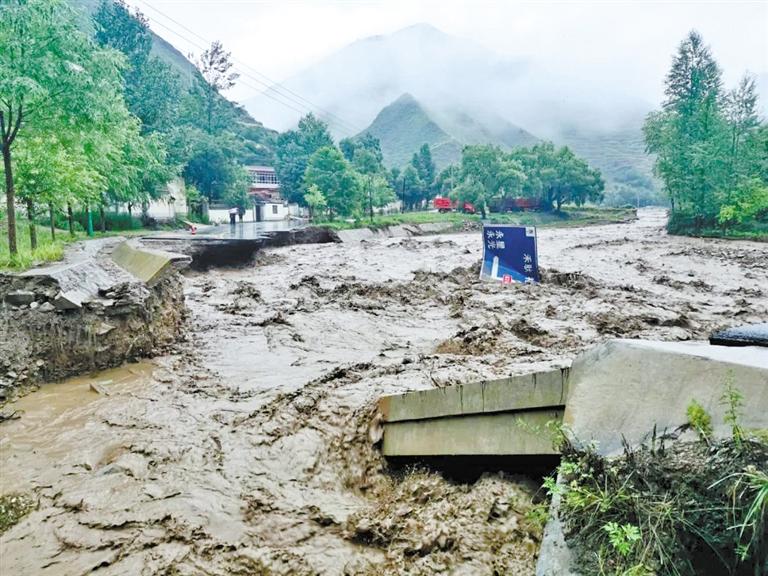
<box><xmin>136</xmin><ymin>15</ymin><xmax>329</xmax><ymax>125</ymax></box>
<box><xmin>132</xmin><ymin>0</ymin><xmax>365</xmax><ymax>136</ymax></box>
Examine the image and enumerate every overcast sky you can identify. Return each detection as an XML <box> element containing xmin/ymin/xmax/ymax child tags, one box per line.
<box><xmin>127</xmin><ymin>0</ymin><xmax>768</xmax><ymax>109</ymax></box>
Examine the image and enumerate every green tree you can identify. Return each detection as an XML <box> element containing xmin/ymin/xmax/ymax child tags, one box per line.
<box><xmin>644</xmin><ymin>31</ymin><xmax>726</xmax><ymax>226</ymax></box>
<box><xmin>304</xmin><ymin>146</ymin><xmax>360</xmax><ymax>217</ymax></box>
<box><xmin>399</xmin><ymin>165</ymin><xmax>425</xmax><ymax>211</ymax></box>
<box><xmin>94</xmin><ymin>1</ymin><xmax>182</xmax><ymax>134</ymax></box>
<box><xmin>452</xmin><ymin>145</ymin><xmax>526</xmax><ymax>217</ymax></box>
<box><xmin>274</xmin><ymin>113</ymin><xmax>334</xmax><ymax>204</ymax></box>
<box><xmin>195</xmin><ymin>41</ymin><xmax>239</xmax><ymax>135</ymax></box>
<box><xmin>303</xmin><ymin>184</ymin><xmax>327</xmax><ymax>220</ymax></box>
<box><xmin>411</xmin><ymin>143</ymin><xmax>436</xmax><ymax>197</ymax></box>
<box><xmin>182</xmin><ymin>130</ymin><xmax>246</xmax><ymax>203</ymax></box>
<box><xmin>645</xmin><ymin>31</ymin><xmax>767</xmax><ymax>235</ymax></box>
<box><xmin>0</xmin><ymin>0</ymin><xmax>126</xmax><ymax>253</ymax></box>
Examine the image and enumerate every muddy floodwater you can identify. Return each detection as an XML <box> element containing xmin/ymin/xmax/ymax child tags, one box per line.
<box><xmin>1</xmin><ymin>208</ymin><xmax>766</xmax><ymax>575</ymax></box>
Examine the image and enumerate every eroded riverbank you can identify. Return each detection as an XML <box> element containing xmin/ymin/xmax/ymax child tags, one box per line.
<box><xmin>1</xmin><ymin>209</ymin><xmax>766</xmax><ymax>574</ymax></box>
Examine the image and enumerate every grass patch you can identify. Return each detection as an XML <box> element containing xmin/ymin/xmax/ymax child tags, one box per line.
<box><xmin>316</xmin><ymin>206</ymin><xmax>636</xmax><ymax>232</ymax></box>
<box><xmin>0</xmin><ymin>217</ymin><xmax>160</xmax><ymax>272</ymax></box>
<box><xmin>0</xmin><ymin>493</ymin><xmax>34</xmax><ymax>534</ymax></box>
<box><xmin>0</xmin><ymin>221</ymin><xmax>76</xmax><ymax>271</ymax></box>
<box><xmin>554</xmin><ymin>438</ymin><xmax>767</xmax><ymax>576</ymax></box>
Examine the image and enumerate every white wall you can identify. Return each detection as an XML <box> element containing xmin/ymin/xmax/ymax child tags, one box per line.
<box><xmin>115</xmin><ymin>178</ymin><xmax>188</xmax><ymax>221</ymax></box>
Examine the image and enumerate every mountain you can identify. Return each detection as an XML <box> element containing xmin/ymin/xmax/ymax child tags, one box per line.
<box><xmin>244</xmin><ymin>23</ymin><xmax>529</xmax><ymax>136</ymax></box>
<box><xmin>67</xmin><ymin>0</ymin><xmax>276</xmax><ymax>162</ymax></box>
<box><xmin>244</xmin><ymin>23</ymin><xmax>657</xmax><ymax>192</ymax></box>
<box><xmin>361</xmin><ymin>94</ymin><xmax>459</xmax><ymax>168</ymax></box>
<box><xmin>70</xmin><ymin>0</ymin><xmax>197</xmax><ymax>84</ymax></box>
<box><xmin>361</xmin><ymin>93</ymin><xmax>540</xmax><ymax>169</ymax></box>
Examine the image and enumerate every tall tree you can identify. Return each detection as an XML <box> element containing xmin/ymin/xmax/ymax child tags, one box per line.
<box><xmin>0</xmin><ymin>0</ymin><xmax>124</xmax><ymax>254</ymax></box>
<box><xmin>304</xmin><ymin>146</ymin><xmax>360</xmax><ymax>217</ymax></box>
<box><xmin>93</xmin><ymin>0</ymin><xmax>181</xmax><ymax>134</ymax></box>
<box><xmin>411</xmin><ymin>144</ymin><xmax>436</xmax><ymax>196</ymax></box>
<box><xmin>452</xmin><ymin>145</ymin><xmax>526</xmax><ymax>217</ymax></box>
<box><xmin>274</xmin><ymin>113</ymin><xmax>334</xmax><ymax>204</ymax></box>
<box><xmin>645</xmin><ymin>31</ymin><xmax>726</xmax><ymax>223</ymax></box>
<box><xmin>195</xmin><ymin>41</ymin><xmax>239</xmax><ymax>135</ymax></box>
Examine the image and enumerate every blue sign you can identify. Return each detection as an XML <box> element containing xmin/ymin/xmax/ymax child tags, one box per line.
<box><xmin>480</xmin><ymin>225</ymin><xmax>539</xmax><ymax>284</ymax></box>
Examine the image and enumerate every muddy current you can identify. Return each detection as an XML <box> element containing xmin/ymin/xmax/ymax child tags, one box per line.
<box><xmin>1</xmin><ymin>208</ymin><xmax>766</xmax><ymax>575</ymax></box>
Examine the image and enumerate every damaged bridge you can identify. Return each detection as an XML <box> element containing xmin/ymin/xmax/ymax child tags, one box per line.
<box><xmin>377</xmin><ymin>339</ymin><xmax>768</xmax><ymax>459</ymax></box>
<box><xmin>378</xmin><ymin>368</ymin><xmax>569</xmax><ymax>457</ymax></box>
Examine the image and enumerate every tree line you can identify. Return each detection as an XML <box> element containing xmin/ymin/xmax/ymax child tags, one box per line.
<box><xmin>273</xmin><ymin>115</ymin><xmax>397</xmax><ymax>220</ymax></box>
<box><xmin>274</xmin><ymin>114</ymin><xmax>606</xmax><ymax>220</ymax></box>
<box><xmin>1</xmin><ymin>0</ymin><xmax>272</xmax><ymax>255</ymax></box>
<box><xmin>644</xmin><ymin>31</ymin><xmax>767</xmax><ymax>235</ymax></box>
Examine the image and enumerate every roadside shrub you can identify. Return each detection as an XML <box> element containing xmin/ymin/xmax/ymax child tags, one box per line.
<box><xmin>686</xmin><ymin>400</ymin><xmax>713</xmax><ymax>441</ymax></box>
<box><xmin>549</xmin><ymin>381</ymin><xmax>767</xmax><ymax>575</ymax></box>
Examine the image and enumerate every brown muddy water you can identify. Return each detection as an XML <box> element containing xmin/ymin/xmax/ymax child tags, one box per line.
<box><xmin>1</xmin><ymin>208</ymin><xmax>767</xmax><ymax>575</ymax></box>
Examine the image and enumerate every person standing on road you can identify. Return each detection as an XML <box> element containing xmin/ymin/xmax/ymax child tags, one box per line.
<box><xmin>229</xmin><ymin>207</ymin><xmax>237</xmax><ymax>225</ymax></box>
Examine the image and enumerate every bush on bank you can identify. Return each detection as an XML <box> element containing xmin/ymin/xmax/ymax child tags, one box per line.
<box><xmin>548</xmin><ymin>384</ymin><xmax>768</xmax><ymax>576</ymax></box>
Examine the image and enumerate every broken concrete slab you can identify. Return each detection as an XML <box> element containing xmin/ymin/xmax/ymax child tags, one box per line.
<box><xmin>563</xmin><ymin>339</ymin><xmax>768</xmax><ymax>456</ymax></box>
<box><xmin>4</xmin><ymin>290</ymin><xmax>35</xmax><ymax>306</ymax></box>
<box><xmin>382</xmin><ymin>409</ymin><xmax>563</xmax><ymax>456</ymax></box>
<box><xmin>379</xmin><ymin>369</ymin><xmax>569</xmax><ymax>422</ymax></box>
<box><xmin>110</xmin><ymin>241</ymin><xmax>191</xmax><ymax>286</ymax></box>
<box><xmin>378</xmin><ymin>369</ymin><xmax>569</xmax><ymax>457</ymax></box>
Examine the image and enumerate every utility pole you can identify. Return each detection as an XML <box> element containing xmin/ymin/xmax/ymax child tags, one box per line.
<box><xmin>369</xmin><ymin>176</ymin><xmax>374</xmax><ymax>223</ymax></box>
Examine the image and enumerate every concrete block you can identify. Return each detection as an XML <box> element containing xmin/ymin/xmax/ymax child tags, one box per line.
<box><xmin>382</xmin><ymin>409</ymin><xmax>563</xmax><ymax>456</ymax></box>
<box><xmin>111</xmin><ymin>242</ymin><xmax>190</xmax><ymax>285</ymax></box>
<box><xmin>564</xmin><ymin>340</ymin><xmax>768</xmax><ymax>456</ymax></box>
<box><xmin>4</xmin><ymin>290</ymin><xmax>35</xmax><ymax>305</ymax></box>
<box><xmin>379</xmin><ymin>368</ymin><xmax>569</xmax><ymax>423</ymax></box>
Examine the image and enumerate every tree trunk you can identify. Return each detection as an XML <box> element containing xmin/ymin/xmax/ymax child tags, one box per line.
<box><xmin>128</xmin><ymin>203</ymin><xmax>133</xmax><ymax>219</ymax></box>
<box><xmin>99</xmin><ymin>203</ymin><xmax>106</xmax><ymax>233</ymax></box>
<box><xmin>49</xmin><ymin>203</ymin><xmax>56</xmax><ymax>240</ymax></box>
<box><xmin>67</xmin><ymin>202</ymin><xmax>75</xmax><ymax>236</ymax></box>
<box><xmin>26</xmin><ymin>198</ymin><xmax>37</xmax><ymax>250</ymax></box>
<box><xmin>2</xmin><ymin>143</ymin><xmax>17</xmax><ymax>255</ymax></box>
<box><xmin>67</xmin><ymin>203</ymin><xmax>75</xmax><ymax>236</ymax></box>
<box><xmin>368</xmin><ymin>177</ymin><xmax>374</xmax><ymax>223</ymax></box>
<box><xmin>85</xmin><ymin>205</ymin><xmax>93</xmax><ymax>236</ymax></box>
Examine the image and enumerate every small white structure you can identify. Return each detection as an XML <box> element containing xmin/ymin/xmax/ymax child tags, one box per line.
<box><xmin>116</xmin><ymin>178</ymin><xmax>188</xmax><ymax>221</ymax></box>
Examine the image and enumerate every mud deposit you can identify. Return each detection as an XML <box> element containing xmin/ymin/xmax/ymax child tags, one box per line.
<box><xmin>1</xmin><ymin>209</ymin><xmax>766</xmax><ymax>575</ymax></box>
<box><xmin>0</xmin><ymin>240</ymin><xmax>186</xmax><ymax>395</ymax></box>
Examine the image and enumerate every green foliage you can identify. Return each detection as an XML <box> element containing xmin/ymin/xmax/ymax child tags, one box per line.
<box><xmin>603</xmin><ymin>522</ymin><xmax>642</xmax><ymax>557</ymax></box>
<box><xmin>446</xmin><ymin>142</ymin><xmax>603</xmax><ymax>216</ymax></box>
<box><xmin>686</xmin><ymin>400</ymin><xmax>713</xmax><ymax>441</ymax></box>
<box><xmin>275</xmin><ymin>113</ymin><xmax>335</xmax><ymax>204</ymax></box>
<box><xmin>553</xmin><ymin>396</ymin><xmax>768</xmax><ymax>576</ymax></box>
<box><xmin>644</xmin><ymin>31</ymin><xmax>767</xmax><ymax>236</ymax></box>
<box><xmin>303</xmin><ymin>184</ymin><xmax>327</xmax><ymax>220</ymax></box>
<box><xmin>304</xmin><ymin>146</ymin><xmax>360</xmax><ymax>217</ymax></box>
<box><xmin>721</xmin><ymin>375</ymin><xmax>745</xmax><ymax>447</ymax></box>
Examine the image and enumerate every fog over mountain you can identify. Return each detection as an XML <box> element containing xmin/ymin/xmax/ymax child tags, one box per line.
<box><xmin>243</xmin><ymin>23</ymin><xmax>653</xmax><ymax>140</ymax></box>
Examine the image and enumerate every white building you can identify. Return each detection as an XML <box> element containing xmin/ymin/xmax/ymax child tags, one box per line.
<box><xmin>247</xmin><ymin>166</ymin><xmax>294</xmax><ymax>222</ymax></box>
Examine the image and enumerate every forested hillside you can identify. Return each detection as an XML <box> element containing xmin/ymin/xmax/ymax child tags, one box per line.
<box><xmin>360</xmin><ymin>94</ymin><xmax>537</xmax><ymax>170</ymax></box>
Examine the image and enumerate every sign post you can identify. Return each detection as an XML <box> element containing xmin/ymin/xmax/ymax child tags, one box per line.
<box><xmin>480</xmin><ymin>224</ymin><xmax>539</xmax><ymax>284</ymax></box>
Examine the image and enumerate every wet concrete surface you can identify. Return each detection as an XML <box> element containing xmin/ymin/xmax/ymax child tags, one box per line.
<box><xmin>1</xmin><ymin>208</ymin><xmax>767</xmax><ymax>575</ymax></box>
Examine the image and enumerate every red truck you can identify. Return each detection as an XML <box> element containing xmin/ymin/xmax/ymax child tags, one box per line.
<box><xmin>434</xmin><ymin>196</ymin><xmax>476</xmax><ymax>214</ymax></box>
<box><xmin>491</xmin><ymin>197</ymin><xmax>545</xmax><ymax>212</ymax></box>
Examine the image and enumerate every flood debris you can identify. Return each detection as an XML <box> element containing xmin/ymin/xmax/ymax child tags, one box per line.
<box><xmin>0</xmin><ymin>239</ymin><xmax>187</xmax><ymax>397</ymax></box>
<box><xmin>1</xmin><ymin>209</ymin><xmax>766</xmax><ymax>574</ymax></box>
